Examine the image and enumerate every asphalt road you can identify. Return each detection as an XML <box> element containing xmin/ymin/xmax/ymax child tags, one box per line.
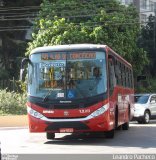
<box><xmin>0</xmin><ymin>121</ymin><xmax>156</xmax><ymax>154</ymax></box>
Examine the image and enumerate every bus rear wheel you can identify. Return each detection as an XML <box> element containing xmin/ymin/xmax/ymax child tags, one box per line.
<box><xmin>122</xmin><ymin>106</ymin><xmax>130</xmax><ymax>130</ymax></box>
<box><xmin>122</xmin><ymin>121</ymin><xmax>129</xmax><ymax>130</ymax></box>
<box><xmin>46</xmin><ymin>133</ymin><xmax>55</xmax><ymax>140</ymax></box>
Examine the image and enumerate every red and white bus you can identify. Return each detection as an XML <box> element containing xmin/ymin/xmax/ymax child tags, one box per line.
<box><xmin>21</xmin><ymin>44</ymin><xmax>134</xmax><ymax>139</ymax></box>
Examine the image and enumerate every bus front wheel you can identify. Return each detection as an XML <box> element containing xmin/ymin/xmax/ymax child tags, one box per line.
<box><xmin>46</xmin><ymin>133</ymin><xmax>55</xmax><ymax>140</ymax></box>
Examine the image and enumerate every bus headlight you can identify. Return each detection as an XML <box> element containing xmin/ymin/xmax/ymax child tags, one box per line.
<box><xmin>90</xmin><ymin>104</ymin><xmax>109</xmax><ymax>118</ymax></box>
<box><xmin>27</xmin><ymin>107</ymin><xmax>44</xmax><ymax>119</ymax></box>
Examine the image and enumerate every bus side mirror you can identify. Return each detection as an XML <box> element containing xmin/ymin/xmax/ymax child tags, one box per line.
<box><xmin>20</xmin><ymin>58</ymin><xmax>31</xmax><ymax>81</ymax></box>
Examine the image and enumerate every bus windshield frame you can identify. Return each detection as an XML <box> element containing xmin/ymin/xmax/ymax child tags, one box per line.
<box><xmin>28</xmin><ymin>50</ymin><xmax>107</xmax><ymax>100</ymax></box>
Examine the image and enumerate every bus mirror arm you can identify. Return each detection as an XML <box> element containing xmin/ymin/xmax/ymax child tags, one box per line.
<box><xmin>20</xmin><ymin>58</ymin><xmax>31</xmax><ymax>81</ymax></box>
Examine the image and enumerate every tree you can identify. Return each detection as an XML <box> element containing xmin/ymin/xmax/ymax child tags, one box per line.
<box><xmin>27</xmin><ymin>0</ymin><xmax>148</xmax><ymax>76</ymax></box>
<box><xmin>0</xmin><ymin>0</ymin><xmax>42</xmax><ymax>80</ymax></box>
<box><xmin>139</xmin><ymin>15</ymin><xmax>156</xmax><ymax>77</ymax></box>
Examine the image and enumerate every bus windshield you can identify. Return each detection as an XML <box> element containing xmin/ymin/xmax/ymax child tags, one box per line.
<box><xmin>28</xmin><ymin>51</ymin><xmax>107</xmax><ymax>100</ymax></box>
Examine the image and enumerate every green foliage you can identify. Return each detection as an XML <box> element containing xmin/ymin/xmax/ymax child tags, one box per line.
<box><xmin>0</xmin><ymin>1</ymin><xmax>42</xmax><ymax>81</ymax></box>
<box><xmin>26</xmin><ymin>0</ymin><xmax>148</xmax><ymax>76</ymax></box>
<box><xmin>0</xmin><ymin>89</ymin><xmax>27</xmax><ymax>115</ymax></box>
<box><xmin>139</xmin><ymin>15</ymin><xmax>156</xmax><ymax>77</ymax></box>
<box><xmin>136</xmin><ymin>78</ymin><xmax>156</xmax><ymax>93</ymax></box>
<box><xmin>16</xmin><ymin>80</ymin><xmax>27</xmax><ymax>93</ymax></box>
<box><xmin>0</xmin><ymin>69</ymin><xmax>9</xmax><ymax>80</ymax></box>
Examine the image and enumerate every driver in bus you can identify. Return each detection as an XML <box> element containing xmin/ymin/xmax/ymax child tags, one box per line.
<box><xmin>93</xmin><ymin>67</ymin><xmax>100</xmax><ymax>78</ymax></box>
<box><xmin>93</xmin><ymin>67</ymin><xmax>104</xmax><ymax>94</ymax></box>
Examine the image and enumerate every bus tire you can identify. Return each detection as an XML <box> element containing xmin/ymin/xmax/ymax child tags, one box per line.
<box><xmin>122</xmin><ymin>106</ymin><xmax>130</xmax><ymax>130</ymax></box>
<box><xmin>122</xmin><ymin>121</ymin><xmax>129</xmax><ymax>130</ymax></box>
<box><xmin>115</xmin><ymin>106</ymin><xmax>119</xmax><ymax>130</ymax></box>
<box><xmin>106</xmin><ymin>106</ymin><xmax>117</xmax><ymax>138</ymax></box>
<box><xmin>46</xmin><ymin>133</ymin><xmax>55</xmax><ymax>140</ymax></box>
<box><xmin>105</xmin><ymin>129</ymin><xmax>115</xmax><ymax>138</ymax></box>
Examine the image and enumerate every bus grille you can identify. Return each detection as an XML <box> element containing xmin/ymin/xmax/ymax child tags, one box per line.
<box><xmin>46</xmin><ymin>116</ymin><xmax>86</xmax><ymax>119</ymax></box>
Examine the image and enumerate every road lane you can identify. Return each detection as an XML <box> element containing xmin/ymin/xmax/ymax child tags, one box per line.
<box><xmin>0</xmin><ymin>121</ymin><xmax>156</xmax><ymax>154</ymax></box>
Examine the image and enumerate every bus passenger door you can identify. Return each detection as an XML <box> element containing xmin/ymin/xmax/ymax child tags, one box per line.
<box><xmin>108</xmin><ymin>57</ymin><xmax>117</xmax><ymax>127</ymax></box>
<box><xmin>108</xmin><ymin>58</ymin><xmax>116</xmax><ymax>95</ymax></box>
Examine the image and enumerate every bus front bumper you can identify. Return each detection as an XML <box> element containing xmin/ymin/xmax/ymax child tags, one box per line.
<box><xmin>27</xmin><ymin>104</ymin><xmax>114</xmax><ymax>133</ymax></box>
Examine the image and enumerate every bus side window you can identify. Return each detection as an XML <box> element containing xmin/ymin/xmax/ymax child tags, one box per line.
<box><xmin>126</xmin><ymin>67</ymin><xmax>128</xmax><ymax>88</ymax></box>
<box><xmin>128</xmin><ymin>69</ymin><xmax>131</xmax><ymax>88</ymax></box>
<box><xmin>119</xmin><ymin>62</ymin><xmax>123</xmax><ymax>87</ymax></box>
<box><xmin>122</xmin><ymin>64</ymin><xmax>125</xmax><ymax>87</ymax></box>
<box><xmin>130</xmin><ymin>69</ymin><xmax>133</xmax><ymax>88</ymax></box>
<box><xmin>127</xmin><ymin>68</ymin><xmax>130</xmax><ymax>88</ymax></box>
<box><xmin>115</xmin><ymin>60</ymin><xmax>120</xmax><ymax>86</ymax></box>
<box><xmin>124</xmin><ymin>66</ymin><xmax>127</xmax><ymax>87</ymax></box>
<box><xmin>108</xmin><ymin>58</ymin><xmax>116</xmax><ymax>93</ymax></box>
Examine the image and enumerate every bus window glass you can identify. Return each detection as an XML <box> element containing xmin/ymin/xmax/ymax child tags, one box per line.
<box><xmin>28</xmin><ymin>51</ymin><xmax>107</xmax><ymax>100</ymax></box>
<box><xmin>114</xmin><ymin>60</ymin><xmax>120</xmax><ymax>85</ymax></box>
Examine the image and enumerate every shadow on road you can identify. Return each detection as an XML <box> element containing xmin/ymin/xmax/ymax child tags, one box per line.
<box><xmin>44</xmin><ymin>120</ymin><xmax>156</xmax><ymax>149</ymax></box>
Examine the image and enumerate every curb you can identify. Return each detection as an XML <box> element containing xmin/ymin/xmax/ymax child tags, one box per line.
<box><xmin>0</xmin><ymin>126</ymin><xmax>28</xmax><ymax>130</ymax></box>
<box><xmin>0</xmin><ymin>115</ymin><xmax>28</xmax><ymax>127</ymax></box>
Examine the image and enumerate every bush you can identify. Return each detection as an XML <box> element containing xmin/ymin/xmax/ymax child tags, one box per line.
<box><xmin>0</xmin><ymin>89</ymin><xmax>27</xmax><ymax>115</ymax></box>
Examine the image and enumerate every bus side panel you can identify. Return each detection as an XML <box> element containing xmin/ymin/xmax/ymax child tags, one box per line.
<box><xmin>28</xmin><ymin>114</ymin><xmax>48</xmax><ymax>133</ymax></box>
<box><xmin>109</xmin><ymin>86</ymin><xmax>134</xmax><ymax>128</ymax></box>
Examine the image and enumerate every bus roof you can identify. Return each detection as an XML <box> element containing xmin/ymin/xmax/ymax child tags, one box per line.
<box><xmin>108</xmin><ymin>47</ymin><xmax>132</xmax><ymax>67</ymax></box>
<box><xmin>30</xmin><ymin>44</ymin><xmax>107</xmax><ymax>54</ymax></box>
<box><xmin>30</xmin><ymin>44</ymin><xmax>132</xmax><ymax>67</ymax></box>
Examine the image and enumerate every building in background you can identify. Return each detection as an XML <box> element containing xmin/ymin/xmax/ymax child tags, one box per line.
<box><xmin>119</xmin><ymin>0</ymin><xmax>156</xmax><ymax>23</ymax></box>
<box><xmin>119</xmin><ymin>0</ymin><xmax>133</xmax><ymax>5</ymax></box>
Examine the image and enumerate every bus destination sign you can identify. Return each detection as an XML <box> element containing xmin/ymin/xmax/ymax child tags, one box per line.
<box><xmin>41</xmin><ymin>52</ymin><xmax>96</xmax><ymax>60</ymax></box>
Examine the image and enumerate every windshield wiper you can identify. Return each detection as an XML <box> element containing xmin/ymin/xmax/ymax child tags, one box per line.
<box><xmin>42</xmin><ymin>89</ymin><xmax>54</xmax><ymax>102</ymax></box>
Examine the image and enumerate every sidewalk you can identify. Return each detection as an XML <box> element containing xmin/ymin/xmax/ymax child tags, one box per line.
<box><xmin>0</xmin><ymin>115</ymin><xmax>28</xmax><ymax>127</ymax></box>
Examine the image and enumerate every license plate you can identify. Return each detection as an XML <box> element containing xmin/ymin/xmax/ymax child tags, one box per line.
<box><xmin>60</xmin><ymin>128</ymin><xmax>74</xmax><ymax>133</ymax></box>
